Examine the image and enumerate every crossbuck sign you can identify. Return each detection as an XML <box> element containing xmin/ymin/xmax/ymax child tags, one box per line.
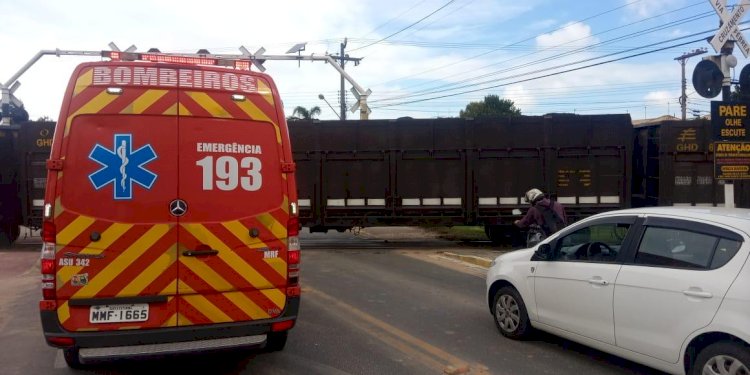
<box><xmin>710</xmin><ymin>0</ymin><xmax>750</xmax><ymax>57</ymax></box>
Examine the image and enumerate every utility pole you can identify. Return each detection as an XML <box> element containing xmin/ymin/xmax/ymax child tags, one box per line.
<box><xmin>674</xmin><ymin>48</ymin><xmax>707</xmax><ymax>120</ymax></box>
<box><xmin>336</xmin><ymin>38</ymin><xmax>364</xmax><ymax>121</ymax></box>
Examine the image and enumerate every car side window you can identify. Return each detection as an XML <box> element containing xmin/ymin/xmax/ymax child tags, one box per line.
<box><xmin>710</xmin><ymin>239</ymin><xmax>741</xmax><ymax>269</ymax></box>
<box><xmin>634</xmin><ymin>227</ymin><xmax>739</xmax><ymax>270</ymax></box>
<box><xmin>555</xmin><ymin>223</ymin><xmax>631</xmax><ymax>263</ymax></box>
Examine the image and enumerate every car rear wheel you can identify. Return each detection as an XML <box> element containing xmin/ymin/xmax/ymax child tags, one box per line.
<box><xmin>63</xmin><ymin>347</ymin><xmax>85</xmax><ymax>369</ymax></box>
<box><xmin>264</xmin><ymin>331</ymin><xmax>288</xmax><ymax>352</ymax></box>
<box><xmin>492</xmin><ymin>286</ymin><xmax>531</xmax><ymax>339</ymax></box>
<box><xmin>692</xmin><ymin>341</ymin><xmax>750</xmax><ymax>375</ymax></box>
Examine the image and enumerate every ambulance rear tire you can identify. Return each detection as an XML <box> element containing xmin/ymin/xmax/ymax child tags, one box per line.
<box><xmin>264</xmin><ymin>331</ymin><xmax>288</xmax><ymax>352</ymax></box>
<box><xmin>63</xmin><ymin>347</ymin><xmax>85</xmax><ymax>369</ymax></box>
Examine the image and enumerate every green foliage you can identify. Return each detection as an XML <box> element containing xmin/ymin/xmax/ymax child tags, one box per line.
<box><xmin>459</xmin><ymin>95</ymin><xmax>521</xmax><ymax>119</ymax></box>
<box><xmin>289</xmin><ymin>106</ymin><xmax>322</xmax><ymax>121</ymax></box>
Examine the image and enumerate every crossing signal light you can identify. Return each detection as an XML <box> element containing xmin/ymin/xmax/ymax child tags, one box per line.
<box><xmin>693</xmin><ymin>59</ymin><xmax>723</xmax><ymax>98</ymax></box>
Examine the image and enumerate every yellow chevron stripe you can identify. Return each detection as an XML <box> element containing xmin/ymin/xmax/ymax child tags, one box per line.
<box><xmin>257</xmin><ymin>213</ymin><xmax>287</xmax><ymax>240</ymax></box>
<box><xmin>221</xmin><ymin>221</ymin><xmax>268</xmax><ymax>249</ymax></box>
<box><xmin>224</xmin><ymin>292</ymin><xmax>270</xmax><ymax>320</ymax></box>
<box><xmin>163</xmin><ymin>103</ymin><xmax>178</xmax><ymax>115</ymax></box>
<box><xmin>56</xmin><ymin>215</ymin><xmax>96</xmax><ymax>245</ymax></box>
<box><xmin>261</xmin><ymin>288</ymin><xmax>287</xmax><ymax>310</ymax></box>
<box><xmin>64</xmin><ymin>90</ymin><xmax>119</xmax><ymax>137</ymax></box>
<box><xmin>56</xmin><ymin>222</ymin><xmax>133</xmax><ymax>283</ymax></box>
<box><xmin>162</xmin><ymin>313</ymin><xmax>178</xmax><ymax>327</ymax></box>
<box><xmin>187</xmin><ymin>91</ymin><xmax>231</xmax><ymax>118</ymax></box>
<box><xmin>57</xmin><ymin>301</ymin><xmax>71</xmax><ymax>325</ymax></box>
<box><xmin>54</xmin><ymin>197</ymin><xmax>63</xmax><ymax>219</ymax></box>
<box><xmin>177</xmin><ymin>312</ymin><xmax>193</xmax><ymax>326</ymax></box>
<box><xmin>281</xmin><ymin>196</ymin><xmax>289</xmax><ymax>214</ymax></box>
<box><xmin>179</xmin><ymin>253</ymin><xmax>235</xmax><ymax>292</ymax></box>
<box><xmin>182</xmin><ymin>223</ymin><xmax>275</xmax><ymax>290</ymax></box>
<box><xmin>177</xmin><ymin>103</ymin><xmax>191</xmax><ymax>116</ymax></box>
<box><xmin>121</xmin><ymin>90</ymin><xmax>168</xmax><ymax>114</ymax></box>
<box><xmin>257</xmin><ymin>79</ymin><xmax>275</xmax><ymax>106</ymax></box>
<box><xmin>73</xmin><ymin>69</ymin><xmax>93</xmax><ymax>97</ymax></box>
<box><xmin>117</xmin><ymin>246</ymin><xmax>177</xmax><ymax>297</ymax></box>
<box><xmin>72</xmin><ymin>225</ymin><xmax>170</xmax><ymax>299</ymax></box>
<box><xmin>182</xmin><ymin>294</ymin><xmax>232</xmax><ymax>323</ymax></box>
<box><xmin>160</xmin><ymin>280</ymin><xmax>178</xmax><ymax>295</ymax></box>
<box><xmin>234</xmin><ymin>100</ymin><xmax>281</xmax><ymax>144</ymax></box>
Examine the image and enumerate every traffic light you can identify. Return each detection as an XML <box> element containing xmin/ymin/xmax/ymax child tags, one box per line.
<box><xmin>693</xmin><ymin>58</ymin><xmax>723</xmax><ymax>98</ymax></box>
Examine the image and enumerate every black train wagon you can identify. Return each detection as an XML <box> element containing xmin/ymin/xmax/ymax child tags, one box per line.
<box><xmin>632</xmin><ymin>119</ymin><xmax>750</xmax><ymax>208</ymax></box>
<box><xmin>290</xmin><ymin>114</ymin><xmax>633</xmax><ymax>242</ymax></box>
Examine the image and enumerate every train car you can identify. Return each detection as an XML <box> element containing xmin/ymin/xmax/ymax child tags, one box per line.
<box><xmin>632</xmin><ymin>119</ymin><xmax>750</xmax><ymax>208</ymax></box>
<box><xmin>0</xmin><ymin>125</ymin><xmax>21</xmax><ymax>245</ymax></box>
<box><xmin>290</xmin><ymin>114</ymin><xmax>633</xmax><ymax>242</ymax></box>
<box><xmin>0</xmin><ymin>121</ymin><xmax>54</xmax><ymax>245</ymax></box>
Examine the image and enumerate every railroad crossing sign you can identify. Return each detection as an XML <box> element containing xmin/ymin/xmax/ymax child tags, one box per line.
<box><xmin>709</xmin><ymin>0</ymin><xmax>750</xmax><ymax>57</ymax></box>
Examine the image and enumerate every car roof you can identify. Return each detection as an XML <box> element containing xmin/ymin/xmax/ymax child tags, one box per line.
<box><xmin>593</xmin><ymin>207</ymin><xmax>750</xmax><ymax>229</ymax></box>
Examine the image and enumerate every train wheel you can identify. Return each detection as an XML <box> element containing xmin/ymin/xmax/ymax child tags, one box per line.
<box><xmin>485</xmin><ymin>225</ymin><xmax>506</xmax><ymax>245</ymax></box>
<box><xmin>0</xmin><ymin>225</ymin><xmax>11</xmax><ymax>247</ymax></box>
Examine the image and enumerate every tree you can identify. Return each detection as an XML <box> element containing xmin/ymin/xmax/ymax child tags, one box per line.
<box><xmin>290</xmin><ymin>106</ymin><xmax>321</xmax><ymax>120</ymax></box>
<box><xmin>459</xmin><ymin>95</ymin><xmax>521</xmax><ymax>119</ymax></box>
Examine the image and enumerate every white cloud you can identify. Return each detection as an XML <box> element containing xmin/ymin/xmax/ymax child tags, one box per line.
<box><xmin>502</xmin><ymin>85</ymin><xmax>535</xmax><ymax>111</ymax></box>
<box><xmin>624</xmin><ymin>0</ymin><xmax>682</xmax><ymax>19</ymax></box>
<box><xmin>644</xmin><ymin>91</ymin><xmax>676</xmax><ymax>103</ymax></box>
<box><xmin>536</xmin><ymin>22</ymin><xmax>598</xmax><ymax>49</ymax></box>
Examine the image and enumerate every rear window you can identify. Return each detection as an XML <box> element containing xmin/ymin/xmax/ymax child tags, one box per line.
<box><xmin>635</xmin><ymin>226</ymin><xmax>743</xmax><ymax>270</ymax></box>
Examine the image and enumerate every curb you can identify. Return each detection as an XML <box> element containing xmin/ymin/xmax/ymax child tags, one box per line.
<box><xmin>441</xmin><ymin>252</ymin><xmax>493</xmax><ymax>268</ymax></box>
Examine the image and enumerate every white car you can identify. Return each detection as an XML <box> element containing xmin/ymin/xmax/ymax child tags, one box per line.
<box><xmin>486</xmin><ymin>207</ymin><xmax>750</xmax><ymax>375</ymax></box>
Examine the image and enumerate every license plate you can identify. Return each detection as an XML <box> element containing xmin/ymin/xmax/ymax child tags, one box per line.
<box><xmin>89</xmin><ymin>304</ymin><xmax>149</xmax><ymax>324</ymax></box>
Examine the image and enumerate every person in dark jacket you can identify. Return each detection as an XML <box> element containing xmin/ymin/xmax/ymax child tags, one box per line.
<box><xmin>514</xmin><ymin>188</ymin><xmax>568</xmax><ymax>236</ymax></box>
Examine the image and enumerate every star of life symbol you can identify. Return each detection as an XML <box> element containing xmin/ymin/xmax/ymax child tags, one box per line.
<box><xmin>710</xmin><ymin>0</ymin><xmax>750</xmax><ymax>57</ymax></box>
<box><xmin>88</xmin><ymin>134</ymin><xmax>157</xmax><ymax>200</ymax></box>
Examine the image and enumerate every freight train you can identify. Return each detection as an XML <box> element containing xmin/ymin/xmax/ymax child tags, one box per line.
<box><xmin>0</xmin><ymin>114</ymin><xmax>747</xmax><ymax>245</ymax></box>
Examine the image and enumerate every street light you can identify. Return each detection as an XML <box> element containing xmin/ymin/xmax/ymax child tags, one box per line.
<box><xmin>318</xmin><ymin>94</ymin><xmax>341</xmax><ymax>120</ymax></box>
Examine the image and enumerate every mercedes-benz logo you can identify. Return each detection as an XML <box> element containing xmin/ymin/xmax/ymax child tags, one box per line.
<box><xmin>169</xmin><ymin>199</ymin><xmax>187</xmax><ymax>217</ymax></box>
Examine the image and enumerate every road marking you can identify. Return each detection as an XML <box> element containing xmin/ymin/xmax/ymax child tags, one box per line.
<box><xmin>53</xmin><ymin>350</ymin><xmax>66</xmax><ymax>369</ymax></box>
<box><xmin>304</xmin><ymin>286</ymin><xmax>489</xmax><ymax>374</ymax></box>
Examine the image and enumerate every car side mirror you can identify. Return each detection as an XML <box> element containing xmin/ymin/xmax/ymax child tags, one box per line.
<box><xmin>532</xmin><ymin>243</ymin><xmax>553</xmax><ymax>261</ymax></box>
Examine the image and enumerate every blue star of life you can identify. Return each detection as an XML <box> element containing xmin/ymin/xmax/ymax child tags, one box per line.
<box><xmin>88</xmin><ymin>134</ymin><xmax>157</xmax><ymax>200</ymax></box>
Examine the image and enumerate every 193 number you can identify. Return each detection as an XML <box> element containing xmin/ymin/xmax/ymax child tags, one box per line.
<box><xmin>196</xmin><ymin>156</ymin><xmax>262</xmax><ymax>191</ymax></box>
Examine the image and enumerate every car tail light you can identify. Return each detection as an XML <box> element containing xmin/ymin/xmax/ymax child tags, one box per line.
<box><xmin>271</xmin><ymin>319</ymin><xmax>295</xmax><ymax>332</ymax></box>
<box><xmin>286</xmin><ymin>206</ymin><xmax>300</xmax><ymax>296</ymax></box>
<box><xmin>41</xmin><ymin>221</ymin><xmax>56</xmax><ymax>301</ymax></box>
<box><xmin>47</xmin><ymin>336</ymin><xmax>75</xmax><ymax>347</ymax></box>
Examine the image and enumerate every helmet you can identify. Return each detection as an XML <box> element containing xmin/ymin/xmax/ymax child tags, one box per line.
<box><xmin>524</xmin><ymin>188</ymin><xmax>544</xmax><ymax>204</ymax></box>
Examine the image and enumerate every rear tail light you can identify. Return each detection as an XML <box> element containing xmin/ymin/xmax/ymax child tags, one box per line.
<box><xmin>286</xmin><ymin>209</ymin><xmax>300</xmax><ymax>296</ymax></box>
<box><xmin>271</xmin><ymin>319</ymin><xmax>295</xmax><ymax>332</ymax></box>
<box><xmin>47</xmin><ymin>336</ymin><xmax>75</xmax><ymax>347</ymax></box>
<box><xmin>41</xmin><ymin>221</ymin><xmax>57</xmax><ymax>301</ymax></box>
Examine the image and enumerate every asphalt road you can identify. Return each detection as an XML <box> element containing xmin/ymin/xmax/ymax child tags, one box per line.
<box><xmin>0</xmin><ymin>229</ymin><xmax>664</xmax><ymax>374</ymax></box>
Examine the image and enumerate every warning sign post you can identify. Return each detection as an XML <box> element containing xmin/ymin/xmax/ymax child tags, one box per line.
<box><xmin>714</xmin><ymin>142</ymin><xmax>750</xmax><ymax>180</ymax></box>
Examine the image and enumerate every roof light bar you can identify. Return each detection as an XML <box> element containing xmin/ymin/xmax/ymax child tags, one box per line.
<box><xmin>101</xmin><ymin>50</ymin><xmax>253</xmax><ymax>70</ymax></box>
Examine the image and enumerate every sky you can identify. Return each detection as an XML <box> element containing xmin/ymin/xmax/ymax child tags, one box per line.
<box><xmin>0</xmin><ymin>0</ymin><xmax>747</xmax><ymax>121</ymax></box>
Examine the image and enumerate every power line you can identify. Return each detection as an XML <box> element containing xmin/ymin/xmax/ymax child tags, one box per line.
<box><xmin>349</xmin><ymin>0</ymin><xmax>457</xmax><ymax>52</ymax></box>
<box><xmin>371</xmin><ymin>36</ymin><xmax>707</xmax><ymax>109</ymax></box>
<box><xmin>373</xmin><ymin>7</ymin><xmax>711</xmax><ymax>101</ymax></box>
<box><xmin>373</xmin><ymin>21</ymin><xmax>729</xmax><ymax>106</ymax></box>
<box><xmin>369</xmin><ymin>0</ymin><xmax>649</xmax><ymax>87</ymax></box>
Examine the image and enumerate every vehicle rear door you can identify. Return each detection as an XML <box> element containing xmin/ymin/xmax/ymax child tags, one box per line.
<box><xmin>175</xmin><ymin>68</ymin><xmax>289</xmax><ymax>326</ymax></box>
<box><xmin>54</xmin><ymin>63</ymin><xmax>180</xmax><ymax>331</ymax></box>
<box><xmin>614</xmin><ymin>216</ymin><xmax>746</xmax><ymax>363</ymax></box>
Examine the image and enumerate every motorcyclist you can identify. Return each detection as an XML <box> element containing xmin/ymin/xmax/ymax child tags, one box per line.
<box><xmin>514</xmin><ymin>188</ymin><xmax>568</xmax><ymax>242</ymax></box>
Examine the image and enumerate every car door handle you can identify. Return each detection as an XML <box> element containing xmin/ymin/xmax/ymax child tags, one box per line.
<box><xmin>683</xmin><ymin>290</ymin><xmax>713</xmax><ymax>299</ymax></box>
<box><xmin>182</xmin><ymin>249</ymin><xmax>219</xmax><ymax>257</ymax></box>
<box><xmin>587</xmin><ymin>278</ymin><xmax>609</xmax><ymax>286</ymax></box>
